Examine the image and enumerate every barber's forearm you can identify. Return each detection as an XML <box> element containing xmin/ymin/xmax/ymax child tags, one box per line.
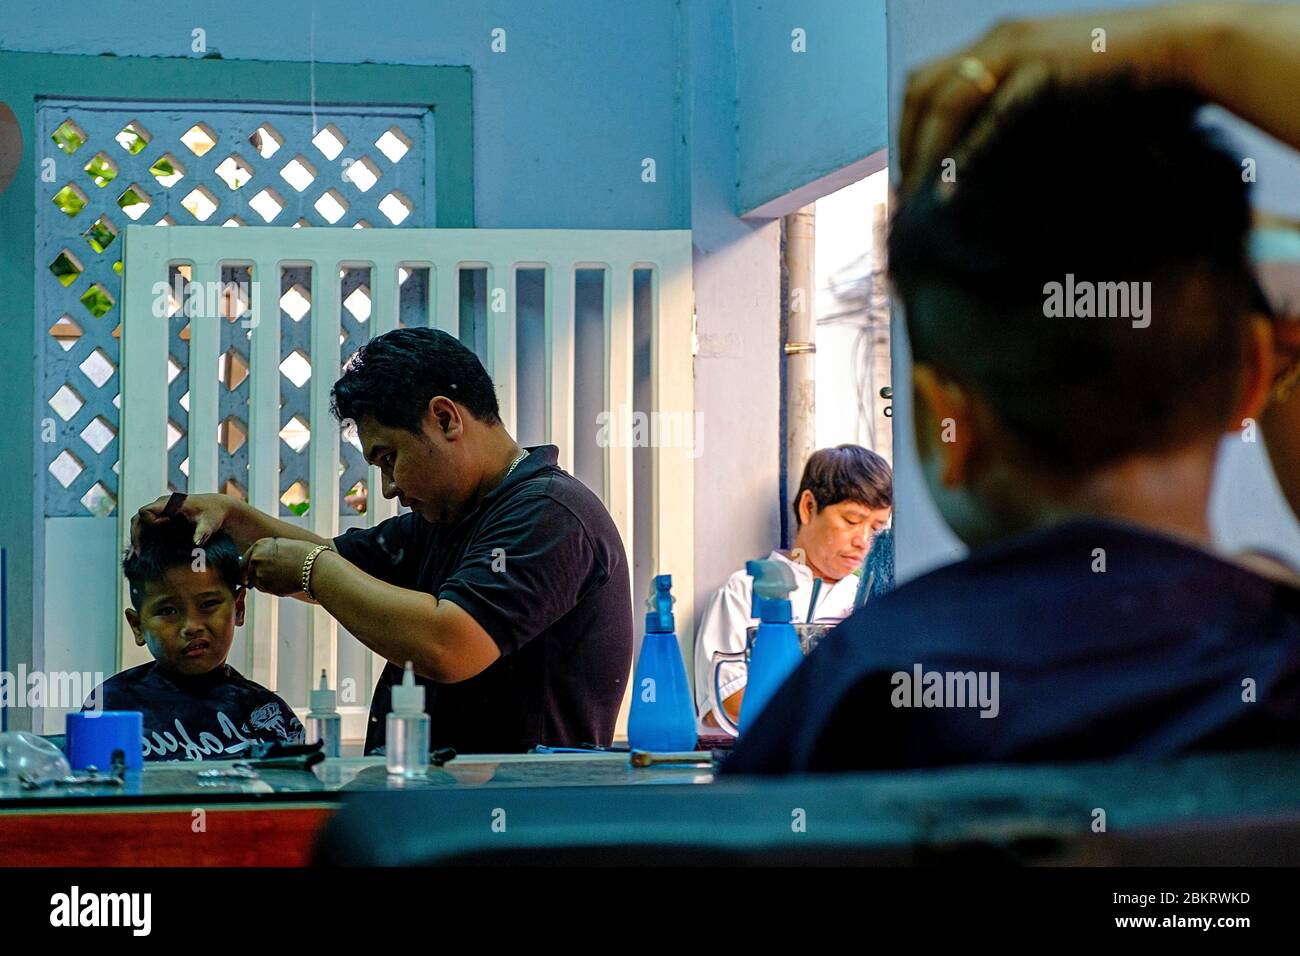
<box><xmin>305</xmin><ymin>549</ymin><xmax>442</xmax><ymax>675</ymax></box>
<box><xmin>225</xmin><ymin>499</ymin><xmax>329</xmax><ymax>552</ymax></box>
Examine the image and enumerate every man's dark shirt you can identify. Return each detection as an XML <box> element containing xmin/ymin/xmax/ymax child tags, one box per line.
<box><xmin>84</xmin><ymin>662</ymin><xmax>304</xmax><ymax>762</ymax></box>
<box><xmin>334</xmin><ymin>445</ymin><xmax>633</xmax><ymax>754</ymax></box>
<box><xmin>722</xmin><ymin>519</ymin><xmax>1300</xmax><ymax>775</ymax></box>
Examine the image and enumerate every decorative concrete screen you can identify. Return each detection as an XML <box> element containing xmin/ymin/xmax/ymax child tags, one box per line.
<box><xmin>118</xmin><ymin>225</ymin><xmax>695</xmax><ymax>739</ymax></box>
<box><xmin>38</xmin><ymin>99</ymin><xmax>432</xmax><ymax>519</ymax></box>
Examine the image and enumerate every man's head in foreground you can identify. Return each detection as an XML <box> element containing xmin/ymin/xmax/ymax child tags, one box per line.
<box><xmin>792</xmin><ymin>445</ymin><xmax>893</xmax><ymax>581</ymax></box>
<box><xmin>888</xmin><ymin>77</ymin><xmax>1276</xmax><ymax>550</ymax></box>
<box><xmin>123</xmin><ymin>520</ymin><xmax>245</xmax><ymax>675</ymax></box>
<box><xmin>331</xmin><ymin>327</ymin><xmax>505</xmax><ymax>525</ymax></box>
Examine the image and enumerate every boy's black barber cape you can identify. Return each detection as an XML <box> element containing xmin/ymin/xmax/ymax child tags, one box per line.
<box><xmin>85</xmin><ymin>662</ymin><xmax>304</xmax><ymax>762</ymax></box>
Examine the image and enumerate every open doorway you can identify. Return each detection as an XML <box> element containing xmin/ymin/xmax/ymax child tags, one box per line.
<box><xmin>813</xmin><ymin>168</ymin><xmax>891</xmax><ymax>464</ymax></box>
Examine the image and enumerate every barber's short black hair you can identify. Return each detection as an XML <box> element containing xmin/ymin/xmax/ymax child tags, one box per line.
<box><xmin>331</xmin><ymin>327</ymin><xmax>501</xmax><ymax>432</ymax></box>
<box><xmin>123</xmin><ymin>519</ymin><xmax>242</xmax><ymax>610</ymax></box>
<box><xmin>793</xmin><ymin>445</ymin><xmax>893</xmax><ymax>526</ymax></box>
<box><xmin>888</xmin><ymin>77</ymin><xmax>1257</xmax><ymax>475</ymax></box>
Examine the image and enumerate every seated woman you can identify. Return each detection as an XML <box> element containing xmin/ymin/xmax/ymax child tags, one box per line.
<box><xmin>694</xmin><ymin>445</ymin><xmax>892</xmax><ymax>731</ymax></box>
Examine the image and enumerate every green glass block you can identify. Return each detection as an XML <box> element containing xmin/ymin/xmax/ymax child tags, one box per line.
<box><xmin>49</xmin><ymin>251</ymin><xmax>83</xmax><ymax>287</ymax></box>
<box><xmin>83</xmin><ymin>217</ymin><xmax>117</xmax><ymax>253</ymax></box>
<box><xmin>83</xmin><ymin>153</ymin><xmax>118</xmax><ymax>188</ymax></box>
<box><xmin>80</xmin><ymin>284</ymin><xmax>114</xmax><ymax>318</ymax></box>
<box><xmin>52</xmin><ymin>185</ymin><xmax>88</xmax><ymax>217</ymax></box>
<box><xmin>51</xmin><ymin>120</ymin><xmax>86</xmax><ymax>155</ymax></box>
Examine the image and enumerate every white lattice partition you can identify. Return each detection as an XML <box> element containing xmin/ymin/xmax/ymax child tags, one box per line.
<box><xmin>118</xmin><ymin>224</ymin><xmax>695</xmax><ymax>739</ymax></box>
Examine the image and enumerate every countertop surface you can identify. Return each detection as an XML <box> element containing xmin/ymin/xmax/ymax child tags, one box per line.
<box><xmin>0</xmin><ymin>751</ymin><xmax>717</xmax><ymax>809</ymax></box>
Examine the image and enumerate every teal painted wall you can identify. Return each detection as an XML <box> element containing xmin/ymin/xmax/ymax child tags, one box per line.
<box><xmin>0</xmin><ymin>0</ymin><xmax>689</xmax><ymax>230</ymax></box>
<box><xmin>735</xmin><ymin>0</ymin><xmax>888</xmax><ymax>215</ymax></box>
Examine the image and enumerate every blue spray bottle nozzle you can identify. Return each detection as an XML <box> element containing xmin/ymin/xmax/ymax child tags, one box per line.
<box><xmin>645</xmin><ymin>573</ymin><xmax>676</xmax><ymax>633</ymax></box>
<box><xmin>746</xmin><ymin>559</ymin><xmax>797</xmax><ymax>623</ymax></box>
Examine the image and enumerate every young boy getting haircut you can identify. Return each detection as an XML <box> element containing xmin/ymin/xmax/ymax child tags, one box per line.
<box><xmin>84</xmin><ymin>519</ymin><xmax>303</xmax><ymax>761</ymax></box>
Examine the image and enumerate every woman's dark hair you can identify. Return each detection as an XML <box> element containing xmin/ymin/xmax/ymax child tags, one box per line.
<box><xmin>888</xmin><ymin>76</ymin><xmax>1256</xmax><ymax>475</ymax></box>
<box><xmin>331</xmin><ymin>327</ymin><xmax>501</xmax><ymax>432</ymax></box>
<box><xmin>793</xmin><ymin>445</ymin><xmax>893</xmax><ymax>526</ymax></box>
<box><xmin>123</xmin><ymin>519</ymin><xmax>241</xmax><ymax>609</ymax></box>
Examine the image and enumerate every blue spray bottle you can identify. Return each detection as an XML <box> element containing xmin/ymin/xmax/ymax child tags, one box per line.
<box><xmin>627</xmin><ymin>574</ymin><xmax>697</xmax><ymax>752</ymax></box>
<box><xmin>738</xmin><ymin>559</ymin><xmax>802</xmax><ymax>735</ymax></box>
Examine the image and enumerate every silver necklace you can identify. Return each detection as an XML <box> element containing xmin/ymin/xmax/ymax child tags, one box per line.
<box><xmin>503</xmin><ymin>450</ymin><xmax>527</xmax><ymax>482</ymax></box>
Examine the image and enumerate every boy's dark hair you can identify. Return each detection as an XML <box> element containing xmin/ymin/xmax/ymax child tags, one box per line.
<box><xmin>123</xmin><ymin>519</ymin><xmax>242</xmax><ymax>609</ymax></box>
<box><xmin>793</xmin><ymin>445</ymin><xmax>893</xmax><ymax>526</ymax></box>
<box><xmin>888</xmin><ymin>77</ymin><xmax>1258</xmax><ymax>475</ymax></box>
<box><xmin>330</xmin><ymin>327</ymin><xmax>501</xmax><ymax>432</ymax></box>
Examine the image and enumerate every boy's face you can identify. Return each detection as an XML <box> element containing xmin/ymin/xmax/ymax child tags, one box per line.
<box><xmin>125</xmin><ymin>565</ymin><xmax>245</xmax><ymax>675</ymax></box>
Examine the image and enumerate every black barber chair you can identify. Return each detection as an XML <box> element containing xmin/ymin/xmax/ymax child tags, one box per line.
<box><xmin>313</xmin><ymin>748</ymin><xmax>1300</xmax><ymax>866</ymax></box>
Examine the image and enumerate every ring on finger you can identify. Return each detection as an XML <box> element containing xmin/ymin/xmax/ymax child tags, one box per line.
<box><xmin>956</xmin><ymin>56</ymin><xmax>999</xmax><ymax>96</ymax></box>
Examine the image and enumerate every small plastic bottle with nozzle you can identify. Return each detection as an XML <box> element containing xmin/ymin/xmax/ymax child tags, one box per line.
<box><xmin>386</xmin><ymin>662</ymin><xmax>430</xmax><ymax>777</ymax></box>
<box><xmin>305</xmin><ymin>669</ymin><xmax>342</xmax><ymax>758</ymax></box>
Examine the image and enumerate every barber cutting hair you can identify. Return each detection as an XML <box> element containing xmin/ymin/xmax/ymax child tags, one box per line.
<box><xmin>133</xmin><ymin>328</ymin><xmax>633</xmax><ymax>755</ymax></box>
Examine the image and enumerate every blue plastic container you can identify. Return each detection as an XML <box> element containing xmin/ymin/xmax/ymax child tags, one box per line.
<box><xmin>627</xmin><ymin>575</ymin><xmax>697</xmax><ymax>753</ymax></box>
<box><xmin>65</xmin><ymin>711</ymin><xmax>144</xmax><ymax>770</ymax></box>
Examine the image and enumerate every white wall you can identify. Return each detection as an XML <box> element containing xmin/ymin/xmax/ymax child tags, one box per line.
<box><xmin>886</xmin><ymin>0</ymin><xmax>1300</xmax><ymax>580</ymax></box>
<box><xmin>39</xmin><ymin>518</ymin><xmax>119</xmax><ymax>731</ymax></box>
<box><xmin>687</xmin><ymin>0</ymin><xmax>784</xmax><ymax>633</ymax></box>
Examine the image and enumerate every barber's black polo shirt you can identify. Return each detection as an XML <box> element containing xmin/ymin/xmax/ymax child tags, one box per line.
<box><xmin>333</xmin><ymin>445</ymin><xmax>633</xmax><ymax>754</ymax></box>
<box><xmin>722</xmin><ymin>519</ymin><xmax>1300</xmax><ymax>775</ymax></box>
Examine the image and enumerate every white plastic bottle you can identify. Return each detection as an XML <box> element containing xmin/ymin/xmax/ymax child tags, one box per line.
<box><xmin>386</xmin><ymin>662</ymin><xmax>430</xmax><ymax>777</ymax></box>
<box><xmin>305</xmin><ymin>669</ymin><xmax>342</xmax><ymax>758</ymax></box>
